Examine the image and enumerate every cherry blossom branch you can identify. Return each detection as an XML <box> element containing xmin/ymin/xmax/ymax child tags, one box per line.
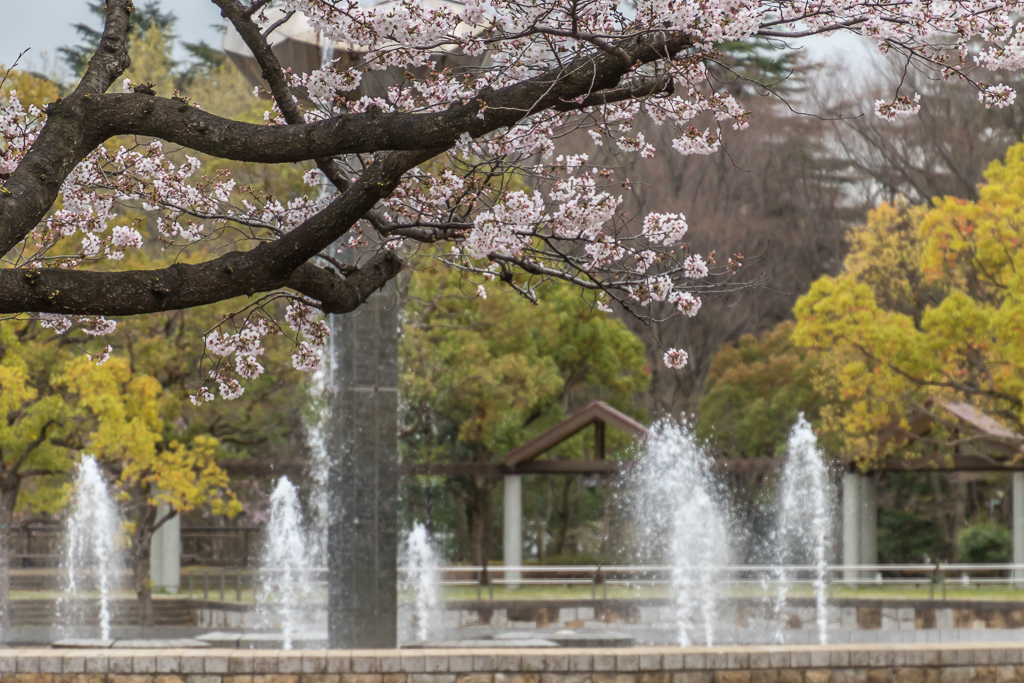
<box><xmin>0</xmin><ymin>0</ymin><xmax>133</xmax><ymax>256</ymax></box>
<box><xmin>0</xmin><ymin>146</ymin><xmax>435</xmax><ymax>315</ymax></box>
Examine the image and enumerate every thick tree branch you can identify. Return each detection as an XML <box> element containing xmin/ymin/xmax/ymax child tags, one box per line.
<box><xmin>0</xmin><ymin>249</ymin><xmax>402</xmax><ymax>316</ymax></box>
<box><xmin>211</xmin><ymin>0</ymin><xmax>306</xmax><ymax>126</ymax></box>
<box><xmin>0</xmin><ymin>147</ymin><xmax>433</xmax><ymax>316</ymax></box>
<box><xmin>212</xmin><ymin>0</ymin><xmax>360</xmax><ymax>192</ymax></box>
<box><xmin>0</xmin><ymin>0</ymin><xmax>132</xmax><ymax>258</ymax></box>
<box><xmin>81</xmin><ymin>70</ymin><xmax>674</xmax><ymax>161</ymax></box>
<box><xmin>73</xmin><ymin>0</ymin><xmax>133</xmax><ymax>96</ymax></box>
<box><xmin>150</xmin><ymin>508</ymin><xmax>178</xmax><ymax>534</ymax></box>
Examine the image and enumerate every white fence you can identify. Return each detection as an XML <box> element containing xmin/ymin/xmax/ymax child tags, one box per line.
<box><xmin>246</xmin><ymin>563</ymin><xmax>1024</xmax><ymax>602</ymax></box>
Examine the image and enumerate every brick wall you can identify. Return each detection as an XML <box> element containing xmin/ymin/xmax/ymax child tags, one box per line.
<box><xmin>1</xmin><ymin>644</ymin><xmax>1022</xmax><ymax>683</ymax></box>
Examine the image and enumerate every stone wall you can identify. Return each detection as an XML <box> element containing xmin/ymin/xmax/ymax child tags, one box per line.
<box><xmin>3</xmin><ymin>644</ymin><xmax>1024</xmax><ymax>683</ymax></box>
<box><xmin>419</xmin><ymin>599</ymin><xmax>1024</xmax><ymax>644</ymax></box>
<box><xmin>18</xmin><ymin>597</ymin><xmax>1024</xmax><ymax>643</ymax></box>
<box><xmin>436</xmin><ymin>598</ymin><xmax>1024</xmax><ymax>632</ymax></box>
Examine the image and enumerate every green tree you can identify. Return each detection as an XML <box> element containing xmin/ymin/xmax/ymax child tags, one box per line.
<box><xmin>957</xmin><ymin>520</ymin><xmax>1012</xmax><ymax>564</ymax></box>
<box><xmin>0</xmin><ymin>323</ymin><xmax>72</xmax><ymax>628</ymax></box>
<box><xmin>696</xmin><ymin>321</ymin><xmax>836</xmax><ymax>459</ymax></box>
<box><xmin>400</xmin><ymin>264</ymin><xmax>649</xmax><ymax>563</ymax></box>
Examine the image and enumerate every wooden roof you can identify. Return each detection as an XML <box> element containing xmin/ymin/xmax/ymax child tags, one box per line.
<box><xmin>875</xmin><ymin>400</ymin><xmax>1024</xmax><ymax>463</ymax></box>
<box><xmin>504</xmin><ymin>401</ymin><xmax>647</xmax><ymax>469</ymax></box>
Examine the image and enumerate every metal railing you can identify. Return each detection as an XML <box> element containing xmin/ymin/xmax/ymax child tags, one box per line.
<box><xmin>216</xmin><ymin>563</ymin><xmax>1024</xmax><ymax>604</ymax></box>
<box><xmin>415</xmin><ymin>563</ymin><xmax>1024</xmax><ymax>601</ymax></box>
<box><xmin>3</xmin><ymin>526</ymin><xmax>264</xmax><ymax>568</ymax></box>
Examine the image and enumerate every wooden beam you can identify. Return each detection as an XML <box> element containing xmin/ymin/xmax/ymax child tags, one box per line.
<box><xmin>220</xmin><ymin>459</ymin><xmax>307</xmax><ymax>477</ymax></box>
<box><xmin>399</xmin><ymin>460</ymin><xmax>629</xmax><ymax>476</ymax></box>
<box><xmin>872</xmin><ymin>454</ymin><xmax>1024</xmax><ymax>472</ymax></box>
<box><xmin>400</xmin><ymin>463</ymin><xmax>504</xmax><ymax>476</ymax></box>
<box><xmin>515</xmin><ymin>459</ymin><xmax>626</xmax><ymax>474</ymax></box>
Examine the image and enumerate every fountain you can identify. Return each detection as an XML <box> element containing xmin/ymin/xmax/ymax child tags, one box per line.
<box><xmin>60</xmin><ymin>455</ymin><xmax>124</xmax><ymax>641</ymax></box>
<box><xmin>772</xmin><ymin>415</ymin><xmax>835</xmax><ymax>645</ymax></box>
<box><xmin>303</xmin><ymin>345</ymin><xmax>332</xmax><ymax>566</ymax></box>
<box><xmin>258</xmin><ymin>477</ymin><xmax>316</xmax><ymax>650</ymax></box>
<box><xmin>401</xmin><ymin>522</ymin><xmax>440</xmax><ymax>642</ymax></box>
<box><xmin>35</xmin><ymin>412</ymin><xmax>1013</xmax><ymax>653</ymax></box>
<box><xmin>632</xmin><ymin>420</ymin><xmax>734</xmax><ymax>646</ymax></box>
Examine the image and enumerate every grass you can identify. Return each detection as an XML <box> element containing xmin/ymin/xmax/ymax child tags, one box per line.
<box><xmin>428</xmin><ymin>582</ymin><xmax>1024</xmax><ymax>603</ymax></box>
<box><xmin>13</xmin><ymin>571</ymin><xmax>1024</xmax><ymax>604</ymax></box>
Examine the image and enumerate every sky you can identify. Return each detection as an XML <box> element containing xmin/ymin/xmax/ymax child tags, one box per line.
<box><xmin>0</xmin><ymin>0</ymin><xmax>226</xmax><ymax>75</ymax></box>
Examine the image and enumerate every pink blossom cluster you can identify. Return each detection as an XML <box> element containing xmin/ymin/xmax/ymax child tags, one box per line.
<box><xmin>873</xmin><ymin>94</ymin><xmax>921</xmax><ymax>121</ymax></box>
<box><xmin>0</xmin><ymin>90</ymin><xmax>39</xmax><ymax>179</ymax></box>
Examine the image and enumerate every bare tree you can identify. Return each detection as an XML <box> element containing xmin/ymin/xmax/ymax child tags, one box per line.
<box><xmin>822</xmin><ymin>57</ymin><xmax>1024</xmax><ymax>205</ymax></box>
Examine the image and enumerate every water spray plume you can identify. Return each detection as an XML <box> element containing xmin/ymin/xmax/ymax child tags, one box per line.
<box><xmin>633</xmin><ymin>420</ymin><xmax>732</xmax><ymax>646</ymax></box>
<box><xmin>62</xmin><ymin>456</ymin><xmax>124</xmax><ymax>641</ymax></box>
<box><xmin>259</xmin><ymin>476</ymin><xmax>315</xmax><ymax>650</ymax></box>
<box><xmin>773</xmin><ymin>414</ymin><xmax>834</xmax><ymax>645</ymax></box>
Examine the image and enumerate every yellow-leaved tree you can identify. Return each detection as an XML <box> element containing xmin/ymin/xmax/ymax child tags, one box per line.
<box><xmin>0</xmin><ymin>324</ymin><xmax>70</xmax><ymax>628</ymax></box>
<box><xmin>793</xmin><ymin>143</ymin><xmax>1024</xmax><ymax>468</ymax></box>
<box><xmin>58</xmin><ymin>356</ymin><xmax>242</xmax><ymax>626</ymax></box>
<box><xmin>0</xmin><ymin>321</ymin><xmax>244</xmax><ymax>626</ymax></box>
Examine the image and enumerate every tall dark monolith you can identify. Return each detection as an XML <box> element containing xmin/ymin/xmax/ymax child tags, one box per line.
<box><xmin>326</xmin><ymin>281</ymin><xmax>400</xmax><ymax>648</ymax></box>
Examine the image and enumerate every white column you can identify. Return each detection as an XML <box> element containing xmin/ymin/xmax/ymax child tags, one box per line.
<box><xmin>151</xmin><ymin>511</ymin><xmax>164</xmax><ymax>589</ymax></box>
<box><xmin>503</xmin><ymin>475</ymin><xmax>523</xmax><ymax>589</ymax></box>
<box><xmin>1014</xmin><ymin>472</ymin><xmax>1024</xmax><ymax>583</ymax></box>
<box><xmin>842</xmin><ymin>471</ymin><xmax>861</xmax><ymax>584</ymax></box>
<box><xmin>860</xmin><ymin>474</ymin><xmax>878</xmax><ymax>579</ymax></box>
<box><xmin>150</xmin><ymin>502</ymin><xmax>181</xmax><ymax>594</ymax></box>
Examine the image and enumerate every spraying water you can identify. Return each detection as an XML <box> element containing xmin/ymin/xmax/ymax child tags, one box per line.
<box><xmin>303</xmin><ymin>33</ymin><xmax>340</xmax><ymax>563</ymax></box>
<box><xmin>773</xmin><ymin>415</ymin><xmax>834</xmax><ymax>644</ymax></box>
<box><xmin>402</xmin><ymin>522</ymin><xmax>440</xmax><ymax>641</ymax></box>
<box><xmin>303</xmin><ymin>343</ymin><xmax>332</xmax><ymax>565</ymax></box>
<box><xmin>62</xmin><ymin>456</ymin><xmax>124</xmax><ymax>641</ymax></box>
<box><xmin>259</xmin><ymin>477</ymin><xmax>315</xmax><ymax>649</ymax></box>
<box><xmin>633</xmin><ymin>421</ymin><xmax>733</xmax><ymax>646</ymax></box>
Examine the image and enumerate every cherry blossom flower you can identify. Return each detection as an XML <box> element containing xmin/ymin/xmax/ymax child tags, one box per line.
<box><xmin>663</xmin><ymin>348</ymin><xmax>689</xmax><ymax>369</ymax></box>
<box><xmin>873</xmin><ymin>94</ymin><xmax>921</xmax><ymax>121</ymax></box>
<box><xmin>683</xmin><ymin>254</ymin><xmax>708</xmax><ymax>280</ymax></box>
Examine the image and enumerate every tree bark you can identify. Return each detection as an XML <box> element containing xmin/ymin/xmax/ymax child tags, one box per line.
<box><xmin>465</xmin><ymin>477</ymin><xmax>493</xmax><ymax>566</ymax></box>
<box><xmin>0</xmin><ymin>0</ymin><xmax>690</xmax><ymax>318</ymax></box>
<box><xmin>953</xmin><ymin>477</ymin><xmax>968</xmax><ymax>561</ymax></box>
<box><xmin>931</xmin><ymin>473</ymin><xmax>953</xmax><ymax>557</ymax></box>
<box><xmin>0</xmin><ymin>486</ymin><xmax>18</xmax><ymax>631</ymax></box>
<box><xmin>553</xmin><ymin>476</ymin><xmax>573</xmax><ymax>556</ymax></box>
<box><xmin>132</xmin><ymin>502</ymin><xmax>157</xmax><ymax>627</ymax></box>
<box><xmin>540</xmin><ymin>479</ymin><xmax>555</xmax><ymax>561</ymax></box>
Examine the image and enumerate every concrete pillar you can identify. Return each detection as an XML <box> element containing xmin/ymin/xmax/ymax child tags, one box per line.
<box><xmin>859</xmin><ymin>474</ymin><xmax>878</xmax><ymax>574</ymax></box>
<box><xmin>1014</xmin><ymin>472</ymin><xmax>1024</xmax><ymax>582</ymax></box>
<box><xmin>150</xmin><ymin>500</ymin><xmax>180</xmax><ymax>594</ymax></box>
<box><xmin>503</xmin><ymin>475</ymin><xmax>523</xmax><ymax>589</ymax></box>
<box><xmin>326</xmin><ymin>279</ymin><xmax>400</xmax><ymax>649</ymax></box>
<box><xmin>842</xmin><ymin>471</ymin><xmax>861</xmax><ymax>584</ymax></box>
